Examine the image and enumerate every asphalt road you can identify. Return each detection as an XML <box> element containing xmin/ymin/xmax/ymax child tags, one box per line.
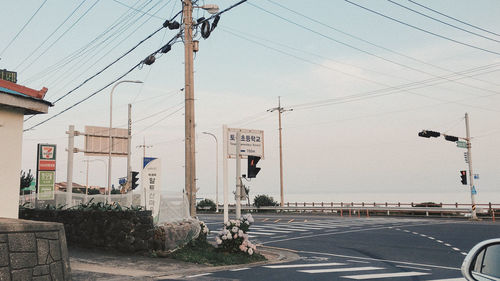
<box><xmin>189</xmin><ymin>213</ymin><xmax>500</xmax><ymax>281</ymax></box>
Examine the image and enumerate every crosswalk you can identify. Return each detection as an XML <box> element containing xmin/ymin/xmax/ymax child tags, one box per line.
<box><xmin>184</xmin><ymin>260</ymin><xmax>465</xmax><ymax>280</ymax></box>
<box><xmin>207</xmin><ymin>217</ymin><xmax>434</xmax><ymax>242</ymax></box>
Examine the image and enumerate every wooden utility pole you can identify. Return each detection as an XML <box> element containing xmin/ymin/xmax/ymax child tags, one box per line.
<box><xmin>268</xmin><ymin>97</ymin><xmax>292</xmax><ymax>207</ymax></box>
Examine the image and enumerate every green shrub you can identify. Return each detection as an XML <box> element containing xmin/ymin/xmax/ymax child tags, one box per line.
<box><xmin>197</xmin><ymin>198</ymin><xmax>216</xmax><ymax>211</ymax></box>
<box><xmin>253</xmin><ymin>194</ymin><xmax>278</xmax><ymax>208</ymax></box>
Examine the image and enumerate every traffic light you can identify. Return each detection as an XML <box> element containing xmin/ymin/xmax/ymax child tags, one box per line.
<box><xmin>247</xmin><ymin>156</ymin><xmax>261</xmax><ymax>178</ymax></box>
<box><xmin>131</xmin><ymin>171</ymin><xmax>139</xmax><ymax>190</ymax></box>
<box><xmin>460</xmin><ymin>170</ymin><xmax>467</xmax><ymax>185</ymax></box>
<box><xmin>418</xmin><ymin>130</ymin><xmax>440</xmax><ymax>138</ymax></box>
<box><xmin>444</xmin><ymin>135</ymin><xmax>459</xmax><ymax>142</ymax></box>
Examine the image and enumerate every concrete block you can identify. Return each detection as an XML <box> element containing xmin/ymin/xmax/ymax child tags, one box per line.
<box><xmin>0</xmin><ymin>244</ymin><xmax>8</xmax><ymax>266</ymax></box>
<box><xmin>49</xmin><ymin>240</ymin><xmax>61</xmax><ymax>261</ymax></box>
<box><xmin>0</xmin><ymin>267</ymin><xmax>10</xmax><ymax>281</ymax></box>
<box><xmin>36</xmin><ymin>239</ymin><xmax>49</xmax><ymax>265</ymax></box>
<box><xmin>11</xmin><ymin>268</ymin><xmax>32</xmax><ymax>281</ymax></box>
<box><xmin>35</xmin><ymin>232</ymin><xmax>58</xmax><ymax>240</ymax></box>
<box><xmin>33</xmin><ymin>265</ymin><xmax>49</xmax><ymax>276</ymax></box>
<box><xmin>10</xmin><ymin>252</ymin><xmax>37</xmax><ymax>269</ymax></box>
<box><xmin>8</xmin><ymin>233</ymin><xmax>36</xmax><ymax>252</ymax></box>
<box><xmin>49</xmin><ymin>261</ymin><xmax>63</xmax><ymax>281</ymax></box>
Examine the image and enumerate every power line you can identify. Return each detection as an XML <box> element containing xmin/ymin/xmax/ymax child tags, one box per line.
<box><xmin>133</xmin><ymin>105</ymin><xmax>184</xmax><ymax>136</ymax></box>
<box><xmin>344</xmin><ymin>0</ymin><xmax>500</xmax><ymax>56</ymax></box>
<box><xmin>387</xmin><ymin>0</ymin><xmax>500</xmax><ymax>43</ymax></box>
<box><xmin>408</xmin><ymin>0</ymin><xmax>500</xmax><ymax>37</ymax></box>
<box><xmin>111</xmin><ymin>0</ymin><xmax>165</xmax><ymax>20</ymax></box>
<box><xmin>0</xmin><ymin>0</ymin><xmax>48</xmax><ymax>57</ymax></box>
<box><xmin>264</xmin><ymin>0</ymin><xmax>500</xmax><ymax>88</ymax></box>
<box><xmin>15</xmin><ymin>0</ymin><xmax>87</xmax><ymax>70</ymax></box>
<box><xmin>23</xmin><ymin>31</ymin><xmax>183</xmax><ymax>131</ymax></box>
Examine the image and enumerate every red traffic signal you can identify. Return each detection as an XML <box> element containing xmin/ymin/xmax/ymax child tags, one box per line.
<box><xmin>247</xmin><ymin>156</ymin><xmax>261</xmax><ymax>178</ymax></box>
<box><xmin>460</xmin><ymin>170</ymin><xmax>467</xmax><ymax>185</ymax></box>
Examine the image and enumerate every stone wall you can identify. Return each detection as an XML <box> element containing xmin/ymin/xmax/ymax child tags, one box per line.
<box><xmin>20</xmin><ymin>209</ymin><xmax>155</xmax><ymax>253</ymax></box>
<box><xmin>0</xmin><ymin>218</ymin><xmax>70</xmax><ymax>281</ymax></box>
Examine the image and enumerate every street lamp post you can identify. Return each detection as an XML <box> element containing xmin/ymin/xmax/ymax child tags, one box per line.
<box><xmin>108</xmin><ymin>80</ymin><xmax>143</xmax><ymax>203</ymax></box>
<box><xmin>203</xmin><ymin>132</ymin><xmax>219</xmax><ymax>212</ymax></box>
<box><xmin>83</xmin><ymin>158</ymin><xmax>107</xmax><ymax>196</ymax></box>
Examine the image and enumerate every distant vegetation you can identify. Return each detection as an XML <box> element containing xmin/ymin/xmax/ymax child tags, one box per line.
<box><xmin>197</xmin><ymin>198</ymin><xmax>216</xmax><ymax>211</ymax></box>
<box><xmin>253</xmin><ymin>194</ymin><xmax>278</xmax><ymax>208</ymax></box>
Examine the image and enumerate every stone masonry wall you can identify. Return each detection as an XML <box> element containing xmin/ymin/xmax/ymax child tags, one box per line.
<box><xmin>0</xmin><ymin>218</ymin><xmax>70</xmax><ymax>281</ymax></box>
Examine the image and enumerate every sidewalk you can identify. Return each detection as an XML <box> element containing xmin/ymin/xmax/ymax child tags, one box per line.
<box><xmin>69</xmin><ymin>246</ymin><xmax>299</xmax><ymax>281</ymax></box>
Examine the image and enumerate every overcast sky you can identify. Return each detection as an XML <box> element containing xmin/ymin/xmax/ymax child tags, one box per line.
<box><xmin>2</xmin><ymin>0</ymin><xmax>499</xmax><ymax>205</ymax></box>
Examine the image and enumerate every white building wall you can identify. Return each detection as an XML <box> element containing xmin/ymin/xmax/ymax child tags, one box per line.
<box><xmin>0</xmin><ymin>108</ymin><xmax>23</xmax><ymax>219</ymax></box>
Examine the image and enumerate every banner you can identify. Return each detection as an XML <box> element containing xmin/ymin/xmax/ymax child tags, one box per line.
<box><xmin>36</xmin><ymin>144</ymin><xmax>56</xmax><ymax>200</ymax></box>
<box><xmin>142</xmin><ymin>157</ymin><xmax>161</xmax><ymax>221</ymax></box>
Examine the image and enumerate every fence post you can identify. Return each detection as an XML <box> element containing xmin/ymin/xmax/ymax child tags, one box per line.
<box><xmin>295</xmin><ymin>202</ymin><xmax>297</xmax><ymax>207</ymax></box>
<box><xmin>398</xmin><ymin>202</ymin><xmax>400</xmax><ymax>207</ymax></box>
<box><xmin>349</xmin><ymin>208</ymin><xmax>351</xmax><ymax>217</ymax></box>
<box><xmin>362</xmin><ymin>202</ymin><xmax>365</xmax><ymax>207</ymax></box>
<box><xmin>456</xmin><ymin>202</ymin><xmax>458</xmax><ymax>208</ymax></box>
<box><xmin>411</xmin><ymin>202</ymin><xmax>414</xmax><ymax>207</ymax></box>
<box><xmin>366</xmin><ymin>209</ymin><xmax>370</xmax><ymax>218</ymax></box>
<box><xmin>493</xmin><ymin>209</ymin><xmax>495</xmax><ymax>222</ymax></box>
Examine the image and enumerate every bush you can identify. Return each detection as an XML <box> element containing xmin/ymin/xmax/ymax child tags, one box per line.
<box><xmin>215</xmin><ymin>214</ymin><xmax>257</xmax><ymax>255</ymax></box>
<box><xmin>253</xmin><ymin>194</ymin><xmax>278</xmax><ymax>208</ymax></box>
<box><xmin>87</xmin><ymin>188</ymin><xmax>101</xmax><ymax>195</ymax></box>
<box><xmin>197</xmin><ymin>198</ymin><xmax>216</xmax><ymax>211</ymax></box>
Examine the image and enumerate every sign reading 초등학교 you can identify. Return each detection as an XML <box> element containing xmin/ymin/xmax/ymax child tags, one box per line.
<box><xmin>225</xmin><ymin>127</ymin><xmax>264</xmax><ymax>159</ymax></box>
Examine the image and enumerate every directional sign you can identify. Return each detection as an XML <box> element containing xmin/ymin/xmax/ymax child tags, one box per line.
<box><xmin>225</xmin><ymin>127</ymin><xmax>264</xmax><ymax>159</ymax></box>
<box><xmin>456</xmin><ymin>141</ymin><xmax>467</xmax><ymax>149</ymax></box>
<box><xmin>471</xmin><ymin>186</ymin><xmax>477</xmax><ymax>195</ymax></box>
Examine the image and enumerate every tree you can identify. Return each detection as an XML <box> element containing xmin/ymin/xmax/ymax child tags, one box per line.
<box><xmin>87</xmin><ymin>188</ymin><xmax>101</xmax><ymax>195</ymax></box>
<box><xmin>20</xmin><ymin>169</ymin><xmax>34</xmax><ymax>194</ymax></box>
<box><xmin>253</xmin><ymin>194</ymin><xmax>278</xmax><ymax>208</ymax></box>
<box><xmin>197</xmin><ymin>198</ymin><xmax>216</xmax><ymax>211</ymax></box>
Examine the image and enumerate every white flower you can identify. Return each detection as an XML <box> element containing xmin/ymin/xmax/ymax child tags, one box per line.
<box><xmin>239</xmin><ymin>244</ymin><xmax>247</xmax><ymax>252</ymax></box>
<box><xmin>221</xmin><ymin>235</ymin><xmax>227</xmax><ymax>240</ymax></box>
<box><xmin>227</xmin><ymin>234</ymin><xmax>232</xmax><ymax>240</ymax></box>
<box><xmin>246</xmin><ymin>214</ymin><xmax>254</xmax><ymax>223</ymax></box>
<box><xmin>225</xmin><ymin>221</ymin><xmax>231</xmax><ymax>226</ymax></box>
<box><xmin>216</xmin><ymin>238</ymin><xmax>222</xmax><ymax>245</ymax></box>
<box><xmin>203</xmin><ymin>227</ymin><xmax>208</xmax><ymax>234</ymax></box>
<box><xmin>235</xmin><ymin>220</ymin><xmax>241</xmax><ymax>227</ymax></box>
<box><xmin>248</xmin><ymin>248</ymin><xmax>254</xmax><ymax>255</ymax></box>
<box><xmin>238</xmin><ymin>230</ymin><xmax>244</xmax><ymax>237</ymax></box>
<box><xmin>231</xmin><ymin>226</ymin><xmax>238</xmax><ymax>233</ymax></box>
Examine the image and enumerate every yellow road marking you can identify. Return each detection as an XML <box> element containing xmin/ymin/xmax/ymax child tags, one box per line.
<box><xmin>262</xmin><ymin>218</ymin><xmax>269</xmax><ymax>222</ymax></box>
<box><xmin>288</xmin><ymin>219</ymin><xmax>294</xmax><ymax>223</ymax></box>
<box><xmin>274</xmin><ymin>219</ymin><xmax>281</xmax><ymax>223</ymax></box>
<box><xmin>304</xmin><ymin>219</ymin><xmax>308</xmax><ymax>222</ymax></box>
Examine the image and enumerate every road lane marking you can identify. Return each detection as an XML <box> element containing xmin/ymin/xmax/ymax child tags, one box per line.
<box><xmin>395</xmin><ymin>265</ymin><xmax>431</xmax><ymax>271</ymax></box>
<box><xmin>420</xmin><ymin>234</ymin><xmax>427</xmax><ymax>237</ymax></box>
<box><xmin>341</xmin><ymin>271</ymin><xmax>430</xmax><ymax>279</ymax></box>
<box><xmin>186</xmin><ymin>273</ymin><xmax>211</xmax><ymax>278</ymax></box>
<box><xmin>299</xmin><ymin>250</ymin><xmax>460</xmax><ymax>271</ymax></box>
<box><xmin>271</xmin><ymin>235</ymin><xmax>288</xmax><ymax>239</ymax></box>
<box><xmin>428</xmin><ymin>237</ymin><xmax>435</xmax><ymax>240</ymax></box>
<box><xmin>452</xmin><ymin>247</ymin><xmax>460</xmax><ymax>251</ymax></box>
<box><xmin>437</xmin><ymin>240</ymin><xmax>443</xmax><ymax>243</ymax></box>
<box><xmin>461</xmin><ymin>252</ymin><xmax>468</xmax><ymax>256</ymax></box>
<box><xmin>250</xmin><ymin>228</ymin><xmax>290</xmax><ymax>233</ymax></box>
<box><xmin>230</xmin><ymin>267</ymin><xmax>250</xmax><ymax>271</ymax></box>
<box><xmin>264</xmin><ymin>262</ymin><xmax>346</xmax><ymax>269</ymax></box>
<box><xmin>298</xmin><ymin>266</ymin><xmax>383</xmax><ymax>273</ymax></box>
<box><xmin>445</xmin><ymin>243</ymin><xmax>452</xmax><ymax>247</ymax></box>
<box><xmin>346</xmin><ymin>260</ymin><xmax>370</xmax><ymax>264</ymax></box>
<box><xmin>262</xmin><ymin>218</ymin><xmax>269</xmax><ymax>222</ymax></box>
<box><xmin>412</xmin><ymin>232</ymin><xmax>419</xmax><ymax>235</ymax></box>
<box><xmin>429</xmin><ymin>277</ymin><xmax>467</xmax><ymax>281</ymax></box>
<box><xmin>288</xmin><ymin>219</ymin><xmax>294</xmax><ymax>223</ymax></box>
<box><xmin>247</xmin><ymin>231</ymin><xmax>275</xmax><ymax>236</ymax></box>
<box><xmin>274</xmin><ymin>219</ymin><xmax>281</xmax><ymax>223</ymax></box>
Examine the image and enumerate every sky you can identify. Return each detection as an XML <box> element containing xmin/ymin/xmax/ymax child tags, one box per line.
<box><xmin>2</xmin><ymin>0</ymin><xmax>500</xmax><ymax>205</ymax></box>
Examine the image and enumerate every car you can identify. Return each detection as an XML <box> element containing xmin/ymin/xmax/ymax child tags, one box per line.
<box><xmin>461</xmin><ymin>238</ymin><xmax>500</xmax><ymax>281</ymax></box>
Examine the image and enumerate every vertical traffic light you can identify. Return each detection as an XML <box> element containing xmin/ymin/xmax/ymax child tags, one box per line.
<box><xmin>460</xmin><ymin>170</ymin><xmax>467</xmax><ymax>185</ymax></box>
<box><xmin>247</xmin><ymin>156</ymin><xmax>261</xmax><ymax>178</ymax></box>
<box><xmin>132</xmin><ymin>171</ymin><xmax>139</xmax><ymax>189</ymax></box>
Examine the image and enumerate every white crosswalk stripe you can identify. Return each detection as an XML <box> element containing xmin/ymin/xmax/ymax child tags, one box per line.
<box><xmin>264</xmin><ymin>262</ymin><xmax>346</xmax><ymax>269</ymax></box>
<box><xmin>298</xmin><ymin>266</ymin><xmax>383</xmax><ymax>273</ymax></box>
<box><xmin>341</xmin><ymin>271</ymin><xmax>431</xmax><ymax>279</ymax></box>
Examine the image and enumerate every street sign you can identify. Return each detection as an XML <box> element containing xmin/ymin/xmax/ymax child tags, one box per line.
<box><xmin>84</xmin><ymin>126</ymin><xmax>128</xmax><ymax>157</ymax></box>
<box><xmin>472</xmin><ymin>186</ymin><xmax>477</xmax><ymax>195</ymax></box>
<box><xmin>142</xmin><ymin>157</ymin><xmax>161</xmax><ymax>222</ymax></box>
<box><xmin>37</xmin><ymin>144</ymin><xmax>56</xmax><ymax>200</ymax></box>
<box><xmin>456</xmin><ymin>141</ymin><xmax>467</xmax><ymax>148</ymax></box>
<box><xmin>474</xmin><ymin>174</ymin><xmax>479</xmax><ymax>180</ymax></box>
<box><xmin>225</xmin><ymin>127</ymin><xmax>264</xmax><ymax>159</ymax></box>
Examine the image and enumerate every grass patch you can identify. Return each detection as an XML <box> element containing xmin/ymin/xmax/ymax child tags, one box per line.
<box><xmin>167</xmin><ymin>242</ymin><xmax>266</xmax><ymax>266</ymax></box>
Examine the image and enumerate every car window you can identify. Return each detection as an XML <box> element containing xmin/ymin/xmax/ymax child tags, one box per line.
<box><xmin>481</xmin><ymin>244</ymin><xmax>500</xmax><ymax>278</ymax></box>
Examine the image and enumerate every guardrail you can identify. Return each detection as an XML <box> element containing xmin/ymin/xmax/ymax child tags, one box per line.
<box><xmin>220</xmin><ymin>202</ymin><xmax>500</xmax><ymax>220</ymax></box>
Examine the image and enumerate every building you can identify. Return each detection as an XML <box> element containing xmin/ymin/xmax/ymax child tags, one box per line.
<box><xmin>0</xmin><ymin>75</ymin><xmax>52</xmax><ymax>218</ymax></box>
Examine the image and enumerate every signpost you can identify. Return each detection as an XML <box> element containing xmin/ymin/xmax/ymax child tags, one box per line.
<box><xmin>142</xmin><ymin>157</ymin><xmax>161</xmax><ymax>222</ymax></box>
<box><xmin>456</xmin><ymin>141</ymin><xmax>467</xmax><ymax>148</ymax></box>
<box><xmin>36</xmin><ymin>144</ymin><xmax>56</xmax><ymax>200</ymax></box>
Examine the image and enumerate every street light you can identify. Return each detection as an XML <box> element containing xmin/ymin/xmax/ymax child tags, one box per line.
<box><xmin>108</xmin><ymin>80</ymin><xmax>143</xmax><ymax>203</ymax></box>
<box><xmin>203</xmin><ymin>132</ymin><xmax>219</xmax><ymax>212</ymax></box>
<box><xmin>194</xmin><ymin>4</ymin><xmax>220</xmax><ymax>14</ymax></box>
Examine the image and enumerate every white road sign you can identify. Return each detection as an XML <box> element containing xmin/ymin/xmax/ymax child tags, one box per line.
<box><xmin>225</xmin><ymin>127</ymin><xmax>264</xmax><ymax>159</ymax></box>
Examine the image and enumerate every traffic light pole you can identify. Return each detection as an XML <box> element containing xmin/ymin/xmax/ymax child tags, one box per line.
<box><xmin>127</xmin><ymin>104</ymin><xmax>132</xmax><ymax>190</ymax></box>
<box><xmin>235</xmin><ymin>131</ymin><xmax>241</xmax><ymax>219</ymax></box>
<box><xmin>465</xmin><ymin>113</ymin><xmax>477</xmax><ymax>220</ymax></box>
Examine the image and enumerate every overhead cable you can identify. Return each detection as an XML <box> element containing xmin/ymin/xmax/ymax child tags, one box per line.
<box><xmin>344</xmin><ymin>0</ymin><xmax>500</xmax><ymax>56</ymax></box>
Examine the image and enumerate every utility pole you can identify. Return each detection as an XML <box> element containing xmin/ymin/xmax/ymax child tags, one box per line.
<box><xmin>268</xmin><ymin>97</ymin><xmax>292</xmax><ymax>207</ymax></box>
<box><xmin>465</xmin><ymin>113</ymin><xmax>477</xmax><ymax>220</ymax></box>
<box><xmin>66</xmin><ymin>125</ymin><xmax>75</xmax><ymax>208</ymax></box>
<box><xmin>127</xmin><ymin>104</ymin><xmax>132</xmax><ymax>190</ymax></box>
<box><xmin>183</xmin><ymin>0</ymin><xmax>197</xmax><ymax>217</ymax></box>
<box><xmin>136</xmin><ymin>137</ymin><xmax>152</xmax><ymax>207</ymax></box>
